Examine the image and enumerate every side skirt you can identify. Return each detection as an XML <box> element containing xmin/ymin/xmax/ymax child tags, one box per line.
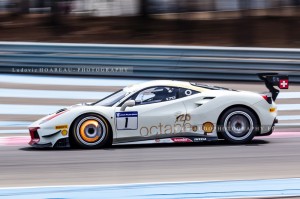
<box><xmin>113</xmin><ymin>136</ymin><xmax>218</xmax><ymax>145</ymax></box>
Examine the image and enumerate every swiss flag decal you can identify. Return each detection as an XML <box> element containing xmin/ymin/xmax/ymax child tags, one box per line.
<box><xmin>279</xmin><ymin>79</ymin><xmax>289</xmax><ymax>89</ymax></box>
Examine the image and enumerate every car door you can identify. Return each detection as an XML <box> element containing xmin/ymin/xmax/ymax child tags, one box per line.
<box><xmin>114</xmin><ymin>86</ymin><xmax>187</xmax><ymax>142</ymax></box>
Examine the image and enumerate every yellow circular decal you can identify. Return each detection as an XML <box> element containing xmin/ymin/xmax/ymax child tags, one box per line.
<box><xmin>202</xmin><ymin>122</ymin><xmax>214</xmax><ymax>133</ymax></box>
<box><xmin>61</xmin><ymin>130</ymin><xmax>68</xmax><ymax>136</ymax></box>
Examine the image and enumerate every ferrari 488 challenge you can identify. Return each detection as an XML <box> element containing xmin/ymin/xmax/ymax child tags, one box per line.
<box><xmin>28</xmin><ymin>73</ymin><xmax>289</xmax><ymax>148</ymax></box>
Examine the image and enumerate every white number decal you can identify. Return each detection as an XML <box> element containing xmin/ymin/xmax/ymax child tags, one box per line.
<box><xmin>116</xmin><ymin>111</ymin><xmax>138</xmax><ymax>130</ymax></box>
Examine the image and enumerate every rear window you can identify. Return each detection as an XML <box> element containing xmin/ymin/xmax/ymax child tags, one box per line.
<box><xmin>178</xmin><ymin>88</ymin><xmax>199</xmax><ymax>98</ymax></box>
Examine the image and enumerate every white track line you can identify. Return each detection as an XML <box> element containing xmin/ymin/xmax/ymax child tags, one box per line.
<box><xmin>278</xmin><ymin>104</ymin><xmax>300</xmax><ymax>111</ymax></box>
<box><xmin>0</xmin><ymin>74</ymin><xmax>144</xmax><ymax>86</ymax></box>
<box><xmin>0</xmin><ymin>104</ymin><xmax>63</xmax><ymax>115</ymax></box>
<box><xmin>0</xmin><ymin>178</ymin><xmax>300</xmax><ymax>199</ymax></box>
<box><xmin>0</xmin><ymin>130</ymin><xmax>28</xmax><ymax>134</ymax></box>
<box><xmin>0</xmin><ymin>121</ymin><xmax>31</xmax><ymax>127</ymax></box>
<box><xmin>278</xmin><ymin>115</ymin><xmax>300</xmax><ymax>120</ymax></box>
<box><xmin>278</xmin><ymin>92</ymin><xmax>300</xmax><ymax>99</ymax></box>
<box><xmin>0</xmin><ymin>88</ymin><xmax>111</xmax><ymax>100</ymax></box>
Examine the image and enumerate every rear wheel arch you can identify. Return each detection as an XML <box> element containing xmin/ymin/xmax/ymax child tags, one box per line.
<box><xmin>216</xmin><ymin>105</ymin><xmax>261</xmax><ymax>140</ymax></box>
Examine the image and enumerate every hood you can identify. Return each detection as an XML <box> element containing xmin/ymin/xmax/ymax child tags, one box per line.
<box><xmin>54</xmin><ymin>102</ymin><xmax>93</xmax><ymax>114</ymax></box>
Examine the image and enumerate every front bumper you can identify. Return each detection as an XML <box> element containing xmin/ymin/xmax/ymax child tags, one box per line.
<box><xmin>29</xmin><ymin>127</ymin><xmax>70</xmax><ymax>148</ymax></box>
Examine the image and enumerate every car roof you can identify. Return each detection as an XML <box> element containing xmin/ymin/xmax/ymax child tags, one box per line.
<box><xmin>124</xmin><ymin>80</ymin><xmax>209</xmax><ymax>93</ymax></box>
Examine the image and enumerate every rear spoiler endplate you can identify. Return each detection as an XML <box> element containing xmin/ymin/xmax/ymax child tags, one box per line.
<box><xmin>258</xmin><ymin>73</ymin><xmax>289</xmax><ymax>101</ymax></box>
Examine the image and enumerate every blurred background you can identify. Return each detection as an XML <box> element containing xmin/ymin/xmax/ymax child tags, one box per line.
<box><xmin>1</xmin><ymin>0</ymin><xmax>300</xmax><ymax>47</ymax></box>
<box><xmin>1</xmin><ymin>2</ymin><xmax>300</xmax><ymax>198</ymax></box>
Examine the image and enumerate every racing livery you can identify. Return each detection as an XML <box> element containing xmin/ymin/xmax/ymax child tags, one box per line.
<box><xmin>28</xmin><ymin>73</ymin><xmax>289</xmax><ymax>148</ymax></box>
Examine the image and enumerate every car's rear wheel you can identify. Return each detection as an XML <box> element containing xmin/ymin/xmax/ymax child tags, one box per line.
<box><xmin>218</xmin><ymin>107</ymin><xmax>258</xmax><ymax>144</ymax></box>
<box><xmin>71</xmin><ymin>113</ymin><xmax>112</xmax><ymax>149</ymax></box>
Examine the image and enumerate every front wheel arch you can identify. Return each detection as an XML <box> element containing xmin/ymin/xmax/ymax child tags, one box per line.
<box><xmin>69</xmin><ymin>112</ymin><xmax>113</xmax><ymax>148</ymax></box>
<box><xmin>216</xmin><ymin>105</ymin><xmax>261</xmax><ymax>140</ymax></box>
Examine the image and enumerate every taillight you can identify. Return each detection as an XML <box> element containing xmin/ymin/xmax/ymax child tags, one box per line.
<box><xmin>261</xmin><ymin>95</ymin><xmax>272</xmax><ymax>104</ymax></box>
<box><xmin>262</xmin><ymin>95</ymin><xmax>268</xmax><ymax>101</ymax></box>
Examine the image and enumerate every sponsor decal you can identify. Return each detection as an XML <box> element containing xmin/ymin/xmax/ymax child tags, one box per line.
<box><xmin>176</xmin><ymin>114</ymin><xmax>191</xmax><ymax>122</ymax></box>
<box><xmin>202</xmin><ymin>122</ymin><xmax>214</xmax><ymax>133</ymax></box>
<box><xmin>194</xmin><ymin>137</ymin><xmax>207</xmax><ymax>142</ymax></box>
<box><xmin>140</xmin><ymin>123</ymin><xmax>193</xmax><ymax>137</ymax></box>
<box><xmin>171</xmin><ymin>137</ymin><xmax>193</xmax><ymax>143</ymax></box>
<box><xmin>139</xmin><ymin>114</ymin><xmax>195</xmax><ymax>137</ymax></box>
<box><xmin>116</xmin><ymin>111</ymin><xmax>138</xmax><ymax>130</ymax></box>
<box><xmin>55</xmin><ymin>125</ymin><xmax>68</xmax><ymax>130</ymax></box>
<box><xmin>61</xmin><ymin>130</ymin><xmax>68</xmax><ymax>136</ymax></box>
<box><xmin>116</xmin><ymin>112</ymin><xmax>138</xmax><ymax>118</ymax></box>
<box><xmin>138</xmin><ymin>114</ymin><xmax>213</xmax><ymax>137</ymax></box>
<box><xmin>192</xmin><ymin>125</ymin><xmax>198</xmax><ymax>132</ymax></box>
<box><xmin>166</xmin><ymin>96</ymin><xmax>176</xmax><ymax>101</ymax></box>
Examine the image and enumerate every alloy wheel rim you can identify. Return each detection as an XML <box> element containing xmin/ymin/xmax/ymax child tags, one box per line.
<box><xmin>224</xmin><ymin>111</ymin><xmax>254</xmax><ymax>141</ymax></box>
<box><xmin>76</xmin><ymin>116</ymin><xmax>107</xmax><ymax>146</ymax></box>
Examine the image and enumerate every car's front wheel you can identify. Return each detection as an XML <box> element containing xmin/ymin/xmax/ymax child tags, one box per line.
<box><xmin>70</xmin><ymin>113</ymin><xmax>112</xmax><ymax>149</ymax></box>
<box><xmin>218</xmin><ymin>107</ymin><xmax>259</xmax><ymax>144</ymax></box>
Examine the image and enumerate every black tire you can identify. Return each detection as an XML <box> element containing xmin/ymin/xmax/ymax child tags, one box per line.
<box><xmin>218</xmin><ymin>107</ymin><xmax>259</xmax><ymax>144</ymax></box>
<box><xmin>70</xmin><ymin>113</ymin><xmax>112</xmax><ymax>149</ymax></box>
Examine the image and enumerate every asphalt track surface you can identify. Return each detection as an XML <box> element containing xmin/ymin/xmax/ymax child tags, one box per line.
<box><xmin>0</xmin><ymin>134</ymin><xmax>300</xmax><ymax>187</ymax></box>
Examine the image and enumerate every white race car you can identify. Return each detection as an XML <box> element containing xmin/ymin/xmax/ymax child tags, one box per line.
<box><xmin>28</xmin><ymin>73</ymin><xmax>289</xmax><ymax>149</ymax></box>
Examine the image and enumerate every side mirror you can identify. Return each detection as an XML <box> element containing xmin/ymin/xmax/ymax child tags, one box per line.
<box><xmin>120</xmin><ymin>100</ymin><xmax>135</xmax><ymax>111</ymax></box>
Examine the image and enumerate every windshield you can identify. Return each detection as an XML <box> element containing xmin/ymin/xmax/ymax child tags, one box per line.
<box><xmin>93</xmin><ymin>89</ymin><xmax>127</xmax><ymax>106</ymax></box>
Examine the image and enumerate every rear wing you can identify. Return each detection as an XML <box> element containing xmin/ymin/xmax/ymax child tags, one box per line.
<box><xmin>258</xmin><ymin>73</ymin><xmax>289</xmax><ymax>101</ymax></box>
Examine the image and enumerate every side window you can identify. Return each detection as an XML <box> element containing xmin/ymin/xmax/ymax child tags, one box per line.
<box><xmin>132</xmin><ymin>87</ymin><xmax>178</xmax><ymax>105</ymax></box>
<box><xmin>178</xmin><ymin>88</ymin><xmax>199</xmax><ymax>98</ymax></box>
